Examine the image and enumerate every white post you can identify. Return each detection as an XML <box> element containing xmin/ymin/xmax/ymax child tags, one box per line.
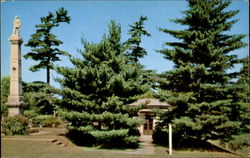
<box><xmin>1</xmin><ymin>116</ymin><xmax>4</xmax><ymax>132</ymax></box>
<box><xmin>169</xmin><ymin>124</ymin><xmax>172</xmax><ymax>155</ymax></box>
<box><xmin>28</xmin><ymin>119</ymin><xmax>32</xmax><ymax>128</ymax></box>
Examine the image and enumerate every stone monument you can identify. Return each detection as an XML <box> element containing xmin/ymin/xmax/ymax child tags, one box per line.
<box><xmin>6</xmin><ymin>16</ymin><xmax>26</xmax><ymax>116</ymax></box>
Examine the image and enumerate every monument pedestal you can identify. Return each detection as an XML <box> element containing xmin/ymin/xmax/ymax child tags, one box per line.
<box><xmin>6</xmin><ymin>16</ymin><xmax>26</xmax><ymax>116</ymax></box>
<box><xmin>8</xmin><ymin>106</ymin><xmax>24</xmax><ymax>116</ymax></box>
<box><xmin>6</xmin><ymin>95</ymin><xmax>25</xmax><ymax>116</ymax></box>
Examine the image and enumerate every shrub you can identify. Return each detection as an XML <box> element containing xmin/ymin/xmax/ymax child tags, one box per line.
<box><xmin>228</xmin><ymin>134</ymin><xmax>250</xmax><ymax>151</ymax></box>
<box><xmin>66</xmin><ymin>128</ymin><xmax>140</xmax><ymax>148</ymax></box>
<box><xmin>33</xmin><ymin>115</ymin><xmax>49</xmax><ymax>126</ymax></box>
<box><xmin>24</xmin><ymin>110</ymin><xmax>38</xmax><ymax>119</ymax></box>
<box><xmin>123</xmin><ymin>136</ymin><xmax>139</xmax><ymax>148</ymax></box>
<box><xmin>66</xmin><ymin>129</ymin><xmax>95</xmax><ymax>146</ymax></box>
<box><xmin>42</xmin><ymin>116</ymin><xmax>62</xmax><ymax>127</ymax></box>
<box><xmin>152</xmin><ymin>127</ymin><xmax>168</xmax><ymax>145</ymax></box>
<box><xmin>2</xmin><ymin>115</ymin><xmax>29</xmax><ymax>135</ymax></box>
<box><xmin>1</xmin><ymin>104</ymin><xmax>8</xmax><ymax>117</ymax></box>
<box><xmin>32</xmin><ymin>115</ymin><xmax>63</xmax><ymax>127</ymax></box>
<box><xmin>152</xmin><ymin>126</ymin><xmax>183</xmax><ymax>147</ymax></box>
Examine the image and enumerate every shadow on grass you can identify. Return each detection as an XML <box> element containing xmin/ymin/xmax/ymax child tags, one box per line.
<box><xmin>155</xmin><ymin>138</ymin><xmax>233</xmax><ymax>153</ymax></box>
<box><xmin>62</xmin><ymin>130</ymin><xmax>140</xmax><ymax>150</ymax></box>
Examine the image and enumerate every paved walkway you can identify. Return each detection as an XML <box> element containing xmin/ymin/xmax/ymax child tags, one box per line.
<box><xmin>29</xmin><ymin>131</ymin><xmax>52</xmax><ymax>135</ymax></box>
<box><xmin>1</xmin><ymin>137</ymin><xmax>54</xmax><ymax>141</ymax></box>
<box><xmin>114</xmin><ymin>135</ymin><xmax>155</xmax><ymax>155</ymax></box>
<box><xmin>139</xmin><ymin>135</ymin><xmax>153</xmax><ymax>142</ymax></box>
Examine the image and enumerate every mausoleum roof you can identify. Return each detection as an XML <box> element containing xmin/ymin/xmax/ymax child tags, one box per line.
<box><xmin>130</xmin><ymin>98</ymin><xmax>170</xmax><ymax>109</ymax></box>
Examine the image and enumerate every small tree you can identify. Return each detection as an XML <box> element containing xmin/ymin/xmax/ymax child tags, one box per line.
<box><xmin>23</xmin><ymin>81</ymin><xmax>57</xmax><ymax>115</ymax></box>
<box><xmin>126</xmin><ymin>16</ymin><xmax>151</xmax><ymax>63</ymax></box>
<box><xmin>56</xmin><ymin>20</ymin><xmax>148</xmax><ymax>147</ymax></box>
<box><xmin>1</xmin><ymin>76</ymin><xmax>10</xmax><ymax>116</ymax></box>
<box><xmin>24</xmin><ymin>7</ymin><xmax>71</xmax><ymax>84</ymax></box>
<box><xmin>126</xmin><ymin>16</ymin><xmax>156</xmax><ymax>88</ymax></box>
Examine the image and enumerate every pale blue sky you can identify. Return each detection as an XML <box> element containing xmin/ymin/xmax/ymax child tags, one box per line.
<box><xmin>1</xmin><ymin>1</ymin><xmax>249</xmax><ymax>88</ymax></box>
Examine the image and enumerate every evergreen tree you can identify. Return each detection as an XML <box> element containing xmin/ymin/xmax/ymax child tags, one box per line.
<box><xmin>24</xmin><ymin>7</ymin><xmax>71</xmax><ymax>84</ymax></box>
<box><xmin>126</xmin><ymin>16</ymin><xmax>151</xmax><ymax>63</ymax></box>
<box><xmin>238</xmin><ymin>57</ymin><xmax>249</xmax><ymax>85</ymax></box>
<box><xmin>155</xmin><ymin>0</ymin><xmax>247</xmax><ymax>144</ymax></box>
<box><xmin>56</xmin><ymin>20</ymin><xmax>148</xmax><ymax>147</ymax></box>
<box><xmin>0</xmin><ymin>77</ymin><xmax>57</xmax><ymax>116</ymax></box>
<box><xmin>1</xmin><ymin>76</ymin><xmax>10</xmax><ymax>116</ymax></box>
<box><xmin>126</xmin><ymin>16</ymin><xmax>156</xmax><ymax>89</ymax></box>
<box><xmin>226</xmin><ymin>56</ymin><xmax>250</xmax><ymax>150</ymax></box>
<box><xmin>229</xmin><ymin>57</ymin><xmax>249</xmax><ymax>133</ymax></box>
<box><xmin>23</xmin><ymin>81</ymin><xmax>57</xmax><ymax>115</ymax></box>
<box><xmin>1</xmin><ymin>76</ymin><xmax>10</xmax><ymax>102</ymax></box>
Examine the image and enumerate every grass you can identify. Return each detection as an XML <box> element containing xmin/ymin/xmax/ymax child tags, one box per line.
<box><xmin>1</xmin><ymin>128</ymin><xmax>245</xmax><ymax>158</ymax></box>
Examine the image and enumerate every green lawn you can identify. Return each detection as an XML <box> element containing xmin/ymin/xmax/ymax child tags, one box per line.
<box><xmin>1</xmin><ymin>128</ymin><xmax>245</xmax><ymax>158</ymax></box>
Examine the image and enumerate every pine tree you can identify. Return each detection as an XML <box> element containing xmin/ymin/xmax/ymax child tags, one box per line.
<box><xmin>1</xmin><ymin>76</ymin><xmax>10</xmax><ymax>116</ymax></box>
<box><xmin>1</xmin><ymin>76</ymin><xmax>10</xmax><ymax>102</ymax></box>
<box><xmin>23</xmin><ymin>81</ymin><xmax>57</xmax><ymax>115</ymax></box>
<box><xmin>229</xmin><ymin>57</ymin><xmax>249</xmax><ymax>133</ymax></box>
<box><xmin>226</xmin><ymin>56</ymin><xmax>250</xmax><ymax>150</ymax></box>
<box><xmin>56</xmin><ymin>20</ymin><xmax>148</xmax><ymax>147</ymax></box>
<box><xmin>126</xmin><ymin>16</ymin><xmax>156</xmax><ymax>89</ymax></box>
<box><xmin>126</xmin><ymin>16</ymin><xmax>151</xmax><ymax>63</ymax></box>
<box><xmin>24</xmin><ymin>8</ymin><xmax>71</xmax><ymax>85</ymax></box>
<box><xmin>155</xmin><ymin>0</ymin><xmax>247</xmax><ymax>144</ymax></box>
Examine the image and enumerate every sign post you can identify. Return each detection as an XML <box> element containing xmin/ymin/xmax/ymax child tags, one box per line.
<box><xmin>169</xmin><ymin>124</ymin><xmax>172</xmax><ymax>155</ymax></box>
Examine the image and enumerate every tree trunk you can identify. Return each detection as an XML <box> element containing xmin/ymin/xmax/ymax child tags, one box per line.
<box><xmin>47</xmin><ymin>66</ymin><xmax>50</xmax><ymax>85</ymax></box>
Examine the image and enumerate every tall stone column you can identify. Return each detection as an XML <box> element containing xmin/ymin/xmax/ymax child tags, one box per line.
<box><xmin>6</xmin><ymin>16</ymin><xmax>26</xmax><ymax>116</ymax></box>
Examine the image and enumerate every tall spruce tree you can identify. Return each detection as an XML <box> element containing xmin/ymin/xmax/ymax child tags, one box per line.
<box><xmin>24</xmin><ymin>8</ymin><xmax>71</xmax><ymax>84</ymax></box>
<box><xmin>56</xmin><ymin>21</ymin><xmax>148</xmax><ymax>147</ymax></box>
<box><xmin>155</xmin><ymin>0</ymin><xmax>247</xmax><ymax>144</ymax></box>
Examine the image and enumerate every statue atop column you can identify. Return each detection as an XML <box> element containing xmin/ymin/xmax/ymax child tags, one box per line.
<box><xmin>7</xmin><ymin>16</ymin><xmax>25</xmax><ymax>116</ymax></box>
<box><xmin>13</xmin><ymin>16</ymin><xmax>21</xmax><ymax>36</ymax></box>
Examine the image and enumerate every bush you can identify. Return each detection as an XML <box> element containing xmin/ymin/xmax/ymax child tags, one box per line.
<box><xmin>153</xmin><ymin>126</ymin><xmax>230</xmax><ymax>151</ymax></box>
<box><xmin>66</xmin><ymin>128</ymin><xmax>140</xmax><ymax>148</ymax></box>
<box><xmin>228</xmin><ymin>134</ymin><xmax>250</xmax><ymax>151</ymax></box>
<box><xmin>42</xmin><ymin>116</ymin><xmax>62</xmax><ymax>127</ymax></box>
<box><xmin>123</xmin><ymin>136</ymin><xmax>139</xmax><ymax>148</ymax></box>
<box><xmin>32</xmin><ymin>115</ymin><xmax>63</xmax><ymax>127</ymax></box>
<box><xmin>152</xmin><ymin>126</ymin><xmax>183</xmax><ymax>147</ymax></box>
<box><xmin>1</xmin><ymin>104</ymin><xmax>8</xmax><ymax>117</ymax></box>
<box><xmin>66</xmin><ymin>129</ymin><xmax>95</xmax><ymax>146</ymax></box>
<box><xmin>2</xmin><ymin>115</ymin><xmax>29</xmax><ymax>135</ymax></box>
<box><xmin>24</xmin><ymin>110</ymin><xmax>38</xmax><ymax>119</ymax></box>
<box><xmin>152</xmin><ymin>127</ymin><xmax>168</xmax><ymax>145</ymax></box>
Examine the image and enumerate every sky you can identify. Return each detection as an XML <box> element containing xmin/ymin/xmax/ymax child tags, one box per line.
<box><xmin>1</xmin><ymin>0</ymin><xmax>249</xmax><ymax>88</ymax></box>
